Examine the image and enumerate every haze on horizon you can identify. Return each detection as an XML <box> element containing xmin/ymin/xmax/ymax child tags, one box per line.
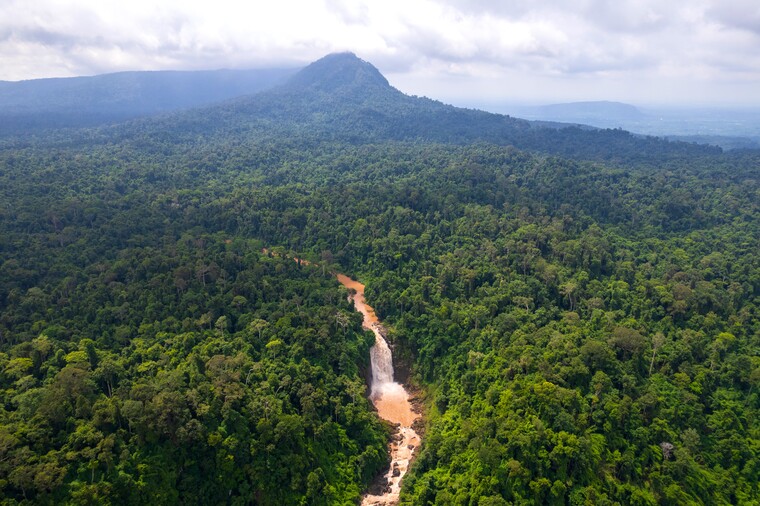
<box><xmin>1</xmin><ymin>0</ymin><xmax>759</xmax><ymax>108</ymax></box>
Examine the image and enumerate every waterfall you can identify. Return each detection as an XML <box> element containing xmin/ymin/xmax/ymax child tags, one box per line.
<box><xmin>335</xmin><ymin>273</ymin><xmax>420</xmax><ymax>506</ymax></box>
<box><xmin>370</xmin><ymin>326</ymin><xmax>394</xmax><ymax>396</ymax></box>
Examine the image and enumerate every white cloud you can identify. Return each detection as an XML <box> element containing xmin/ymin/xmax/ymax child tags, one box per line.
<box><xmin>708</xmin><ymin>0</ymin><xmax>760</xmax><ymax>35</ymax></box>
<box><xmin>0</xmin><ymin>0</ymin><xmax>758</xmax><ymax>105</ymax></box>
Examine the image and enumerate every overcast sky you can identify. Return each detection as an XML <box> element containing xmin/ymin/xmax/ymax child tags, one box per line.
<box><xmin>1</xmin><ymin>0</ymin><xmax>759</xmax><ymax>106</ymax></box>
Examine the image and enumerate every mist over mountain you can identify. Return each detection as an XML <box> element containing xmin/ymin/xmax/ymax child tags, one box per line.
<box><xmin>0</xmin><ymin>67</ymin><xmax>296</xmax><ymax>133</ymax></box>
<box><xmin>494</xmin><ymin>101</ymin><xmax>760</xmax><ymax>150</ymax></box>
<box><xmin>93</xmin><ymin>53</ymin><xmax>720</xmax><ymax>165</ymax></box>
<box><xmin>526</xmin><ymin>101</ymin><xmax>646</xmax><ymax>122</ymax></box>
<box><xmin>2</xmin><ymin>52</ymin><xmax>742</xmax><ymax>158</ymax></box>
<box><xmin>3</xmin><ymin>52</ymin><xmax>759</xmax><ymax>152</ymax></box>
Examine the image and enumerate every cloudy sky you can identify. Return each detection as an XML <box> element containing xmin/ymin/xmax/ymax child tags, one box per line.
<box><xmin>1</xmin><ymin>0</ymin><xmax>759</xmax><ymax>106</ymax></box>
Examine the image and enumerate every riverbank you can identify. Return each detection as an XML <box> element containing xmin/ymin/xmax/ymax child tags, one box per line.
<box><xmin>336</xmin><ymin>275</ymin><xmax>421</xmax><ymax>506</ymax></box>
<box><xmin>261</xmin><ymin>249</ymin><xmax>423</xmax><ymax>504</ymax></box>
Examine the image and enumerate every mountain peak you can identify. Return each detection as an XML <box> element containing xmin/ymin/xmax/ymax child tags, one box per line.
<box><xmin>284</xmin><ymin>52</ymin><xmax>391</xmax><ymax>93</ymax></box>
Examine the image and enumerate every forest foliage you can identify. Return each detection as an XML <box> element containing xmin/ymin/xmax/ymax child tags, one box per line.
<box><xmin>0</xmin><ymin>53</ymin><xmax>759</xmax><ymax>504</ymax></box>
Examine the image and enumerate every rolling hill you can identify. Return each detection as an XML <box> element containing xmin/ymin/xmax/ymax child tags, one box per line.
<box><xmin>97</xmin><ymin>52</ymin><xmax>721</xmax><ymax>166</ymax></box>
<box><xmin>0</xmin><ymin>67</ymin><xmax>296</xmax><ymax>134</ymax></box>
<box><xmin>2</xmin><ymin>52</ymin><xmax>724</xmax><ymax>164</ymax></box>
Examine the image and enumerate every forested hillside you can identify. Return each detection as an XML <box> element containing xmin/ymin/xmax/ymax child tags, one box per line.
<box><xmin>0</xmin><ymin>67</ymin><xmax>295</xmax><ymax>135</ymax></box>
<box><xmin>0</xmin><ymin>53</ymin><xmax>758</xmax><ymax>504</ymax></box>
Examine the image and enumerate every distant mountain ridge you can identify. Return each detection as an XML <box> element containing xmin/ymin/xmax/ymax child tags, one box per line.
<box><xmin>498</xmin><ymin>101</ymin><xmax>760</xmax><ymax>150</ymax></box>
<box><xmin>0</xmin><ymin>67</ymin><xmax>297</xmax><ymax>133</ymax></box>
<box><xmin>2</xmin><ymin>52</ymin><xmax>723</xmax><ymax>162</ymax></box>
<box><xmin>111</xmin><ymin>52</ymin><xmax>719</xmax><ymax>164</ymax></box>
<box><xmin>537</xmin><ymin>101</ymin><xmax>646</xmax><ymax>120</ymax></box>
<box><xmin>503</xmin><ymin>101</ymin><xmax>647</xmax><ymax>128</ymax></box>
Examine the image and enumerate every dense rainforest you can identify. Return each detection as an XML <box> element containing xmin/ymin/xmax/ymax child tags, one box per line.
<box><xmin>0</xmin><ymin>53</ymin><xmax>758</xmax><ymax>504</ymax></box>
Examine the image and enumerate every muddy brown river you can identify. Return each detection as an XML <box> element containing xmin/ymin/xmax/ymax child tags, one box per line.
<box><xmin>336</xmin><ymin>274</ymin><xmax>421</xmax><ymax>506</ymax></box>
<box><xmin>262</xmin><ymin>250</ymin><xmax>421</xmax><ymax>503</ymax></box>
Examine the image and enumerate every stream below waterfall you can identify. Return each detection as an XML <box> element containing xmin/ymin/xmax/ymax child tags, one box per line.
<box><xmin>261</xmin><ymin>249</ymin><xmax>421</xmax><ymax>503</ymax></box>
<box><xmin>336</xmin><ymin>274</ymin><xmax>421</xmax><ymax>506</ymax></box>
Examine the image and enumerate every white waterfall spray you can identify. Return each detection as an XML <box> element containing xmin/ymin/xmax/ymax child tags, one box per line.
<box><xmin>336</xmin><ymin>273</ymin><xmax>420</xmax><ymax>506</ymax></box>
<box><xmin>369</xmin><ymin>325</ymin><xmax>394</xmax><ymax>396</ymax></box>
